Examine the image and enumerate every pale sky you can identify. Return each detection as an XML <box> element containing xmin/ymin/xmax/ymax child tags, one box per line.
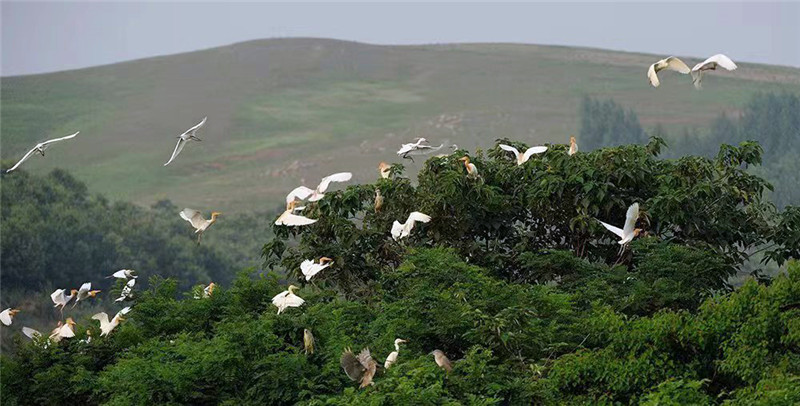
<box><xmin>2</xmin><ymin>1</ymin><xmax>799</xmax><ymax>76</ymax></box>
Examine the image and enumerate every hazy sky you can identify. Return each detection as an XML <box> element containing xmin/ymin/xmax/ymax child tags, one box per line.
<box><xmin>2</xmin><ymin>1</ymin><xmax>799</xmax><ymax>76</ymax></box>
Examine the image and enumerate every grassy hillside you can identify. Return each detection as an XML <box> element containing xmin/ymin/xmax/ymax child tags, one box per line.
<box><xmin>3</xmin><ymin>38</ymin><xmax>800</xmax><ymax>212</ymax></box>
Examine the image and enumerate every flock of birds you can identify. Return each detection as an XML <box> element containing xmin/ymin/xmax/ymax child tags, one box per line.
<box><xmin>1</xmin><ymin>52</ymin><xmax>737</xmax><ymax>384</ymax></box>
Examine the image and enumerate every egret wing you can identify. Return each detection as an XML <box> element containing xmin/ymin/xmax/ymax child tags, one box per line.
<box><xmin>5</xmin><ymin>147</ymin><xmax>40</xmax><ymax>173</ymax></box>
<box><xmin>622</xmin><ymin>203</ymin><xmax>640</xmax><ymax>236</ymax></box>
<box><xmin>498</xmin><ymin>144</ymin><xmax>520</xmax><ymax>156</ymax></box>
<box><xmin>164</xmin><ymin>138</ymin><xmax>186</xmax><ymax>166</ymax></box>
<box><xmin>407</xmin><ymin>143</ymin><xmax>445</xmax><ymax>156</ymax></box>
<box><xmin>180</xmin><ymin>209</ymin><xmax>206</xmax><ymax>229</ymax></box>
<box><xmin>317</xmin><ymin>172</ymin><xmax>353</xmax><ymax>193</ymax></box>
<box><xmin>341</xmin><ymin>349</ymin><xmax>365</xmax><ymax>381</ymax></box>
<box><xmin>79</xmin><ymin>282</ymin><xmax>91</xmax><ymax>294</ymax></box>
<box><xmin>276</xmin><ymin>211</ymin><xmax>318</xmax><ymax>226</ymax></box>
<box><xmin>22</xmin><ymin>327</ymin><xmax>42</xmax><ymax>339</ymax></box>
<box><xmin>647</xmin><ymin>63</ymin><xmax>660</xmax><ymax>87</ymax></box>
<box><xmin>598</xmin><ymin>220</ymin><xmax>625</xmax><ymax>239</ymax></box>
<box><xmin>92</xmin><ymin>312</ymin><xmax>110</xmax><ymax>326</ymax></box>
<box><xmin>51</xmin><ymin>289</ymin><xmax>65</xmax><ymax>304</ymax></box>
<box><xmin>407</xmin><ymin>212</ymin><xmax>431</xmax><ymax>224</ymax></box>
<box><xmin>286</xmin><ymin>186</ymin><xmax>314</xmax><ymax>204</ymax></box>
<box><xmin>664</xmin><ymin>57</ymin><xmax>690</xmax><ymax>74</ymax></box>
<box><xmin>40</xmin><ymin>131</ymin><xmax>79</xmax><ymax>146</ymax></box>
<box><xmin>522</xmin><ymin>146</ymin><xmax>548</xmax><ymax>161</ymax></box>
<box><xmin>708</xmin><ymin>54</ymin><xmax>737</xmax><ymax>70</ymax></box>
<box><xmin>391</xmin><ymin>220</ymin><xmax>404</xmax><ymax>240</ymax></box>
<box><xmin>181</xmin><ymin>116</ymin><xmax>207</xmax><ymax>137</ymax></box>
<box><xmin>0</xmin><ymin>311</ymin><xmax>12</xmax><ymax>326</ymax></box>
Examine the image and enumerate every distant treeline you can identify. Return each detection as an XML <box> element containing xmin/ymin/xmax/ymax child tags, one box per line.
<box><xmin>579</xmin><ymin>92</ymin><xmax>800</xmax><ymax>208</ymax></box>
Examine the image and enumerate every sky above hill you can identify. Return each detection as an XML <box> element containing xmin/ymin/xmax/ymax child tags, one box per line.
<box><xmin>2</xmin><ymin>1</ymin><xmax>799</xmax><ymax>76</ymax></box>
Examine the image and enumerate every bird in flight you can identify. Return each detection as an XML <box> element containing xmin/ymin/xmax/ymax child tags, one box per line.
<box><xmin>691</xmin><ymin>54</ymin><xmax>737</xmax><ymax>89</ymax></box>
<box><xmin>164</xmin><ymin>117</ymin><xmax>207</xmax><ymax>166</ymax></box>
<box><xmin>5</xmin><ymin>131</ymin><xmax>79</xmax><ymax>173</ymax></box>
<box><xmin>180</xmin><ymin>208</ymin><xmax>221</xmax><ymax>243</ymax></box>
<box><xmin>341</xmin><ymin>347</ymin><xmax>379</xmax><ymax>388</ymax></box>
<box><xmin>499</xmin><ymin>144</ymin><xmax>548</xmax><ymax>165</ymax></box>
<box><xmin>647</xmin><ymin>56</ymin><xmax>690</xmax><ymax>87</ymax></box>
<box><xmin>392</xmin><ymin>211</ymin><xmax>431</xmax><ymax>240</ymax></box>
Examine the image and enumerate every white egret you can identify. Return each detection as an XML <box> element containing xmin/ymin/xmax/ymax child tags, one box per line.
<box><xmin>0</xmin><ymin>308</ymin><xmax>20</xmax><ymax>326</ymax></box>
<box><xmin>22</xmin><ymin>327</ymin><xmax>42</xmax><ymax>340</ymax></box>
<box><xmin>378</xmin><ymin>162</ymin><xmax>391</xmax><ymax>179</ymax></box>
<box><xmin>459</xmin><ymin>156</ymin><xmax>479</xmax><ymax>178</ymax></box>
<box><xmin>203</xmin><ymin>282</ymin><xmax>216</xmax><ymax>298</ymax></box>
<box><xmin>164</xmin><ymin>116</ymin><xmax>207</xmax><ymax>166</ymax></box>
<box><xmin>73</xmin><ymin>282</ymin><xmax>101</xmax><ymax>307</ymax></box>
<box><xmin>647</xmin><ymin>56</ymin><xmax>690</xmax><ymax>87</ymax></box>
<box><xmin>341</xmin><ymin>347</ymin><xmax>378</xmax><ymax>388</ymax></box>
<box><xmin>431</xmin><ymin>349</ymin><xmax>453</xmax><ymax>372</ymax></box>
<box><xmin>691</xmin><ymin>54</ymin><xmax>737</xmax><ymax>89</ymax></box>
<box><xmin>398</xmin><ymin>138</ymin><xmax>446</xmax><ymax>161</ymax></box>
<box><xmin>51</xmin><ymin>288</ymin><xmax>78</xmax><ymax>311</ymax></box>
<box><xmin>6</xmin><ymin>132</ymin><xmax>79</xmax><ymax>173</ymax></box>
<box><xmin>275</xmin><ymin>201</ymin><xmax>318</xmax><ymax>226</ymax></box>
<box><xmin>92</xmin><ymin>307</ymin><xmax>131</xmax><ymax>336</ymax></box>
<box><xmin>391</xmin><ymin>211</ymin><xmax>431</xmax><ymax>241</ymax></box>
<box><xmin>598</xmin><ymin>203</ymin><xmax>642</xmax><ymax>245</ymax></box>
<box><xmin>384</xmin><ymin>338</ymin><xmax>407</xmax><ymax>369</ymax></box>
<box><xmin>300</xmin><ymin>257</ymin><xmax>333</xmax><ymax>281</ymax></box>
<box><xmin>108</xmin><ymin>269</ymin><xmax>137</xmax><ymax>280</ymax></box>
<box><xmin>374</xmin><ymin>189</ymin><xmax>384</xmax><ymax>213</ymax></box>
<box><xmin>180</xmin><ymin>209</ymin><xmax>221</xmax><ymax>243</ymax></box>
<box><xmin>568</xmin><ymin>136</ymin><xmax>578</xmax><ymax>156</ymax></box>
<box><xmin>499</xmin><ymin>144</ymin><xmax>548</xmax><ymax>165</ymax></box>
<box><xmin>272</xmin><ymin>285</ymin><xmax>305</xmax><ymax>314</ymax></box>
<box><xmin>304</xmin><ymin>328</ymin><xmax>315</xmax><ymax>354</ymax></box>
<box><xmin>50</xmin><ymin>318</ymin><xmax>76</xmax><ymax>342</ymax></box>
<box><xmin>115</xmin><ymin>278</ymin><xmax>136</xmax><ymax>302</ymax></box>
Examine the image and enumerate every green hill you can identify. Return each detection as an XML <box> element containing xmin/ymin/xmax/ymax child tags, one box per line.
<box><xmin>3</xmin><ymin>38</ymin><xmax>800</xmax><ymax>211</ymax></box>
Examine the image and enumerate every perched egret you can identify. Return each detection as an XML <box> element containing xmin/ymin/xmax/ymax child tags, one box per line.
<box><xmin>459</xmin><ymin>156</ymin><xmax>479</xmax><ymax>178</ymax></box>
<box><xmin>391</xmin><ymin>211</ymin><xmax>431</xmax><ymax>241</ymax></box>
<box><xmin>73</xmin><ymin>282</ymin><xmax>101</xmax><ymax>308</ymax></box>
<box><xmin>499</xmin><ymin>144</ymin><xmax>548</xmax><ymax>165</ymax></box>
<box><xmin>51</xmin><ymin>288</ymin><xmax>78</xmax><ymax>311</ymax></box>
<box><xmin>304</xmin><ymin>328</ymin><xmax>315</xmax><ymax>354</ymax></box>
<box><xmin>203</xmin><ymin>282</ymin><xmax>216</xmax><ymax>298</ymax></box>
<box><xmin>22</xmin><ymin>327</ymin><xmax>42</xmax><ymax>340</ymax></box>
<box><xmin>384</xmin><ymin>338</ymin><xmax>407</xmax><ymax>369</ymax></box>
<box><xmin>647</xmin><ymin>56</ymin><xmax>690</xmax><ymax>87</ymax></box>
<box><xmin>272</xmin><ymin>285</ymin><xmax>305</xmax><ymax>314</ymax></box>
<box><xmin>275</xmin><ymin>201</ymin><xmax>318</xmax><ymax>226</ymax></box>
<box><xmin>300</xmin><ymin>257</ymin><xmax>333</xmax><ymax>281</ymax></box>
<box><xmin>691</xmin><ymin>54</ymin><xmax>737</xmax><ymax>89</ymax></box>
<box><xmin>431</xmin><ymin>349</ymin><xmax>453</xmax><ymax>372</ymax></box>
<box><xmin>108</xmin><ymin>269</ymin><xmax>137</xmax><ymax>280</ymax></box>
<box><xmin>341</xmin><ymin>347</ymin><xmax>378</xmax><ymax>388</ymax></box>
<box><xmin>92</xmin><ymin>307</ymin><xmax>131</xmax><ymax>336</ymax></box>
<box><xmin>115</xmin><ymin>278</ymin><xmax>136</xmax><ymax>302</ymax></box>
<box><xmin>568</xmin><ymin>136</ymin><xmax>578</xmax><ymax>156</ymax></box>
<box><xmin>50</xmin><ymin>318</ymin><xmax>76</xmax><ymax>342</ymax></box>
<box><xmin>378</xmin><ymin>162</ymin><xmax>391</xmax><ymax>179</ymax></box>
<box><xmin>598</xmin><ymin>203</ymin><xmax>642</xmax><ymax>246</ymax></box>
<box><xmin>0</xmin><ymin>308</ymin><xmax>20</xmax><ymax>326</ymax></box>
<box><xmin>6</xmin><ymin>132</ymin><xmax>79</xmax><ymax>173</ymax></box>
<box><xmin>374</xmin><ymin>189</ymin><xmax>384</xmax><ymax>212</ymax></box>
<box><xmin>180</xmin><ymin>209</ymin><xmax>221</xmax><ymax>243</ymax></box>
<box><xmin>164</xmin><ymin>117</ymin><xmax>207</xmax><ymax>166</ymax></box>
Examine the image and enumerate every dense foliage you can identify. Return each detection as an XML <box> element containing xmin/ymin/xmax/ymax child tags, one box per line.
<box><xmin>2</xmin><ymin>139</ymin><xmax>799</xmax><ymax>405</ymax></box>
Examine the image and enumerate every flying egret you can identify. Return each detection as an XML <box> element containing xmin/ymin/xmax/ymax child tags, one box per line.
<box><xmin>272</xmin><ymin>285</ymin><xmax>305</xmax><ymax>314</ymax></box>
<box><xmin>51</xmin><ymin>288</ymin><xmax>78</xmax><ymax>312</ymax></box>
<box><xmin>374</xmin><ymin>189</ymin><xmax>384</xmax><ymax>213</ymax></box>
<box><xmin>499</xmin><ymin>144</ymin><xmax>548</xmax><ymax>166</ymax></box>
<box><xmin>568</xmin><ymin>136</ymin><xmax>578</xmax><ymax>156</ymax></box>
<box><xmin>73</xmin><ymin>282</ymin><xmax>101</xmax><ymax>308</ymax></box>
<box><xmin>378</xmin><ymin>162</ymin><xmax>391</xmax><ymax>179</ymax></box>
<box><xmin>384</xmin><ymin>338</ymin><xmax>407</xmax><ymax>369</ymax></box>
<box><xmin>598</xmin><ymin>203</ymin><xmax>642</xmax><ymax>246</ymax></box>
<box><xmin>50</xmin><ymin>318</ymin><xmax>76</xmax><ymax>342</ymax></box>
<box><xmin>300</xmin><ymin>257</ymin><xmax>333</xmax><ymax>281</ymax></box>
<box><xmin>0</xmin><ymin>308</ymin><xmax>20</xmax><ymax>326</ymax></box>
<box><xmin>691</xmin><ymin>54</ymin><xmax>737</xmax><ymax>89</ymax></box>
<box><xmin>180</xmin><ymin>209</ymin><xmax>221</xmax><ymax>243</ymax></box>
<box><xmin>304</xmin><ymin>328</ymin><xmax>315</xmax><ymax>354</ymax></box>
<box><xmin>459</xmin><ymin>156</ymin><xmax>479</xmax><ymax>178</ymax></box>
<box><xmin>647</xmin><ymin>56</ymin><xmax>690</xmax><ymax>87</ymax></box>
<box><xmin>115</xmin><ymin>278</ymin><xmax>136</xmax><ymax>302</ymax></box>
<box><xmin>289</xmin><ymin>172</ymin><xmax>354</xmax><ymax>204</ymax></box>
<box><xmin>164</xmin><ymin>117</ymin><xmax>207</xmax><ymax>166</ymax></box>
<box><xmin>107</xmin><ymin>269</ymin><xmax>137</xmax><ymax>280</ymax></box>
<box><xmin>398</xmin><ymin>138</ymin><xmax>446</xmax><ymax>161</ymax></box>
<box><xmin>431</xmin><ymin>349</ymin><xmax>453</xmax><ymax>372</ymax></box>
<box><xmin>5</xmin><ymin>131</ymin><xmax>79</xmax><ymax>173</ymax></box>
<box><xmin>341</xmin><ymin>347</ymin><xmax>378</xmax><ymax>388</ymax></box>
<box><xmin>391</xmin><ymin>211</ymin><xmax>431</xmax><ymax>240</ymax></box>
<box><xmin>92</xmin><ymin>307</ymin><xmax>131</xmax><ymax>336</ymax></box>
<box><xmin>275</xmin><ymin>201</ymin><xmax>318</xmax><ymax>226</ymax></box>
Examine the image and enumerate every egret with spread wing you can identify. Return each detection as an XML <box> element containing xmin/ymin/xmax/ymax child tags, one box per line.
<box><xmin>691</xmin><ymin>54</ymin><xmax>737</xmax><ymax>89</ymax></box>
<box><xmin>73</xmin><ymin>282</ymin><xmax>101</xmax><ymax>308</ymax></box>
<box><xmin>6</xmin><ymin>132</ymin><xmax>79</xmax><ymax>173</ymax></box>
<box><xmin>597</xmin><ymin>203</ymin><xmax>642</xmax><ymax>247</ymax></box>
<box><xmin>0</xmin><ymin>308</ymin><xmax>20</xmax><ymax>326</ymax></box>
<box><xmin>300</xmin><ymin>257</ymin><xmax>333</xmax><ymax>281</ymax></box>
<box><xmin>647</xmin><ymin>56</ymin><xmax>690</xmax><ymax>87</ymax></box>
<box><xmin>499</xmin><ymin>144</ymin><xmax>548</xmax><ymax>165</ymax></box>
<box><xmin>272</xmin><ymin>285</ymin><xmax>305</xmax><ymax>314</ymax></box>
<box><xmin>392</xmin><ymin>211</ymin><xmax>431</xmax><ymax>240</ymax></box>
<box><xmin>180</xmin><ymin>208</ymin><xmax>221</xmax><ymax>243</ymax></box>
<box><xmin>164</xmin><ymin>117</ymin><xmax>207</xmax><ymax>166</ymax></box>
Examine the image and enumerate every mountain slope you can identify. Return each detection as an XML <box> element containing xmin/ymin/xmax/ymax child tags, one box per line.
<box><xmin>3</xmin><ymin>38</ymin><xmax>799</xmax><ymax>211</ymax></box>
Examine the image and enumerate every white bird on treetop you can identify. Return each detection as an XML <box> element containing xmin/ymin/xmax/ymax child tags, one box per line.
<box><xmin>647</xmin><ymin>56</ymin><xmax>690</xmax><ymax>88</ymax></box>
<box><xmin>49</xmin><ymin>318</ymin><xmax>76</xmax><ymax>342</ymax></box>
<box><xmin>92</xmin><ymin>307</ymin><xmax>131</xmax><ymax>336</ymax></box>
<box><xmin>164</xmin><ymin>117</ymin><xmax>207</xmax><ymax>166</ymax></box>
<box><xmin>275</xmin><ymin>200</ymin><xmax>318</xmax><ymax>226</ymax></box>
<box><xmin>5</xmin><ymin>132</ymin><xmax>79</xmax><ymax>173</ymax></box>
<box><xmin>391</xmin><ymin>211</ymin><xmax>431</xmax><ymax>240</ymax></box>
<box><xmin>272</xmin><ymin>285</ymin><xmax>305</xmax><ymax>314</ymax></box>
<box><xmin>499</xmin><ymin>144</ymin><xmax>548</xmax><ymax>165</ymax></box>
<box><xmin>568</xmin><ymin>136</ymin><xmax>578</xmax><ymax>156</ymax></box>
<box><xmin>384</xmin><ymin>338</ymin><xmax>407</xmax><ymax>369</ymax></box>
<box><xmin>691</xmin><ymin>54</ymin><xmax>737</xmax><ymax>89</ymax></box>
